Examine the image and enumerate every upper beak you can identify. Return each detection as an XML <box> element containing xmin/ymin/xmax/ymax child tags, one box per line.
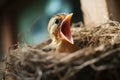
<box><xmin>59</xmin><ymin>13</ymin><xmax>74</xmax><ymax>44</ymax></box>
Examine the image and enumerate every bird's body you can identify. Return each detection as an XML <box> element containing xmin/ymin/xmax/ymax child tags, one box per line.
<box><xmin>43</xmin><ymin>13</ymin><xmax>79</xmax><ymax>53</ymax></box>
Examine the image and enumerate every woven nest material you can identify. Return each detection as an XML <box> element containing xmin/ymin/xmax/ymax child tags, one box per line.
<box><xmin>4</xmin><ymin>21</ymin><xmax>120</xmax><ymax>80</ymax></box>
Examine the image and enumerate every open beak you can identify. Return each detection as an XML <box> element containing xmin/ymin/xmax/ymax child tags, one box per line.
<box><xmin>59</xmin><ymin>13</ymin><xmax>74</xmax><ymax>44</ymax></box>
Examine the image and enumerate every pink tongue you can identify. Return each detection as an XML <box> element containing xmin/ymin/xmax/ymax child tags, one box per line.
<box><xmin>61</xmin><ymin>21</ymin><xmax>71</xmax><ymax>40</ymax></box>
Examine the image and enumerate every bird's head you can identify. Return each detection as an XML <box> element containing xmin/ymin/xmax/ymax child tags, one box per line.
<box><xmin>48</xmin><ymin>13</ymin><xmax>73</xmax><ymax>44</ymax></box>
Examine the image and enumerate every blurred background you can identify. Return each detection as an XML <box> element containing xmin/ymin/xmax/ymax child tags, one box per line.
<box><xmin>0</xmin><ymin>0</ymin><xmax>83</xmax><ymax>57</ymax></box>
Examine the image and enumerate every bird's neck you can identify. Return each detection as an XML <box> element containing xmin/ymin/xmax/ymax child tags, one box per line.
<box><xmin>51</xmin><ymin>38</ymin><xmax>63</xmax><ymax>46</ymax></box>
<box><xmin>51</xmin><ymin>38</ymin><xmax>78</xmax><ymax>53</ymax></box>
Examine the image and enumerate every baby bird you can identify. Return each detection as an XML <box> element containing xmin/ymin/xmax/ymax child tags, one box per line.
<box><xmin>43</xmin><ymin>13</ymin><xmax>79</xmax><ymax>53</ymax></box>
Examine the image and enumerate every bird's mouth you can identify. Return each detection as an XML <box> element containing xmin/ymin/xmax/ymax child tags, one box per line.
<box><xmin>59</xmin><ymin>13</ymin><xmax>74</xmax><ymax>44</ymax></box>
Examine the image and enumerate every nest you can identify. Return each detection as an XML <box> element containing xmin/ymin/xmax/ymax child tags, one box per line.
<box><xmin>4</xmin><ymin>21</ymin><xmax>120</xmax><ymax>80</ymax></box>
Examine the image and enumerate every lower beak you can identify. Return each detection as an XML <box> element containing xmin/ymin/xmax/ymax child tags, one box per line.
<box><xmin>59</xmin><ymin>13</ymin><xmax>74</xmax><ymax>44</ymax></box>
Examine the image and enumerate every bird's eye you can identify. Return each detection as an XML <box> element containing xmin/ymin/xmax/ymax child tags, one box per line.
<box><xmin>54</xmin><ymin>19</ymin><xmax>61</xmax><ymax>24</ymax></box>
